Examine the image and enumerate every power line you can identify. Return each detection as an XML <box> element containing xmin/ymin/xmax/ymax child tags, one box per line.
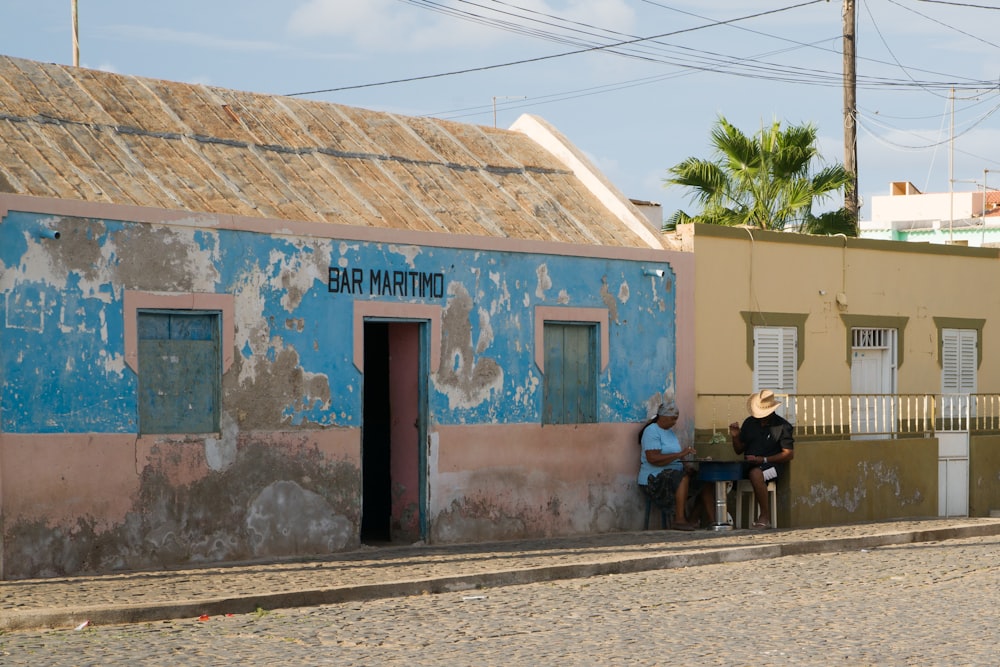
<box><xmin>886</xmin><ymin>0</ymin><xmax>1000</xmax><ymax>50</ymax></box>
<box><xmin>430</xmin><ymin>59</ymin><xmax>994</xmax><ymax>126</ymax></box>
<box><xmin>641</xmin><ymin>0</ymin><xmax>997</xmax><ymax>80</ymax></box>
<box><xmin>861</xmin><ymin>89</ymin><xmax>1000</xmax><ymax>120</ymax></box>
<box><xmin>287</xmin><ymin>0</ymin><xmax>995</xmax><ymax>102</ymax></box>
<box><xmin>286</xmin><ymin>0</ymin><xmax>828</xmax><ymax>96</ymax></box>
<box><xmin>858</xmin><ymin>99</ymin><xmax>1000</xmax><ymax>149</ymax></box>
<box><xmin>915</xmin><ymin>0</ymin><xmax>1000</xmax><ymax>8</ymax></box>
<box><xmin>419</xmin><ymin>0</ymin><xmax>999</xmax><ymax>122</ymax></box>
<box><xmin>862</xmin><ymin>0</ymin><xmax>951</xmax><ymax>99</ymax></box>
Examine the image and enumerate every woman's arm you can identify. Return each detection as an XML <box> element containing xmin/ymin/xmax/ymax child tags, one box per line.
<box><xmin>645</xmin><ymin>447</ymin><xmax>694</xmax><ymax>467</ymax></box>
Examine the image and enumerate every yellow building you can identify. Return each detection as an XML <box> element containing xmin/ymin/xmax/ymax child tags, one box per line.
<box><xmin>676</xmin><ymin>223</ymin><xmax>1000</xmax><ymax>527</ymax></box>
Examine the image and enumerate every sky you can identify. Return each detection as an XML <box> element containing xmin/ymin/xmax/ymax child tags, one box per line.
<box><xmin>2</xmin><ymin>0</ymin><xmax>1000</xmax><ymax>222</ymax></box>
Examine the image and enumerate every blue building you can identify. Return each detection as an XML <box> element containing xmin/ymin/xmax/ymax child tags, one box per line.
<box><xmin>0</xmin><ymin>55</ymin><xmax>691</xmax><ymax>578</ymax></box>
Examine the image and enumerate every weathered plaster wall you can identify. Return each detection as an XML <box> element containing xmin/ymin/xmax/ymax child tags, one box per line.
<box><xmin>782</xmin><ymin>438</ymin><xmax>938</xmax><ymax>527</ymax></box>
<box><xmin>430</xmin><ymin>423</ymin><xmax>645</xmax><ymax>542</ymax></box>
<box><xmin>614</xmin><ymin>434</ymin><xmax>940</xmax><ymax>529</ymax></box>
<box><xmin>969</xmin><ymin>434</ymin><xmax>1000</xmax><ymax>517</ymax></box>
<box><xmin>1</xmin><ymin>204</ymin><xmax>685</xmax><ymax>577</ymax></box>
<box><xmin>1</xmin><ymin>430</ymin><xmax>359</xmax><ymax>578</ymax></box>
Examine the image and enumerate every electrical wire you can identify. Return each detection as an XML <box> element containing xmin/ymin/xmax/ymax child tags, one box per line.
<box><xmin>858</xmin><ymin>99</ymin><xmax>1000</xmax><ymax>150</ymax></box>
<box><xmin>888</xmin><ymin>0</ymin><xmax>1000</xmax><ymax>50</ymax></box>
<box><xmin>863</xmin><ymin>0</ymin><xmax>952</xmax><ymax>99</ymax></box>
<box><xmin>432</xmin><ymin>50</ymin><xmax>997</xmax><ymax>124</ymax></box>
<box><xmin>641</xmin><ymin>0</ymin><xmax>996</xmax><ymax>84</ymax></box>
<box><xmin>429</xmin><ymin>70</ymin><xmax>693</xmax><ymax>120</ymax></box>
<box><xmin>858</xmin><ymin>105</ymin><xmax>1000</xmax><ymax>142</ymax></box>
<box><xmin>287</xmin><ymin>0</ymin><xmax>996</xmax><ymax>99</ymax></box>
<box><xmin>286</xmin><ymin>0</ymin><xmax>835</xmax><ymax>96</ymax></box>
<box><xmin>281</xmin><ymin>0</ymin><xmax>1000</xmax><ymax>186</ymax></box>
<box><xmin>860</xmin><ymin>88</ymin><xmax>1000</xmax><ymax>120</ymax></box>
<box><xmin>414</xmin><ymin>0</ymin><xmax>999</xmax><ymax>124</ymax></box>
<box><xmin>858</xmin><ymin>118</ymin><xmax>1000</xmax><ymax>181</ymax></box>
<box><xmin>915</xmin><ymin>0</ymin><xmax>1000</xmax><ymax>8</ymax></box>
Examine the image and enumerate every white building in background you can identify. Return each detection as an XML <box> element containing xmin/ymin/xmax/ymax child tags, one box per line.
<box><xmin>860</xmin><ymin>181</ymin><xmax>1000</xmax><ymax>247</ymax></box>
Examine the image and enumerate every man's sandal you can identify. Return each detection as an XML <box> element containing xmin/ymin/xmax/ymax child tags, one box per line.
<box><xmin>750</xmin><ymin>520</ymin><xmax>771</xmax><ymax>529</ymax></box>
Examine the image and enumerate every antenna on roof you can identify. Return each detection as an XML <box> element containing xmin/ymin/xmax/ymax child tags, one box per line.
<box><xmin>71</xmin><ymin>0</ymin><xmax>80</xmax><ymax>66</ymax></box>
<box><xmin>492</xmin><ymin>96</ymin><xmax>526</xmax><ymax>128</ymax></box>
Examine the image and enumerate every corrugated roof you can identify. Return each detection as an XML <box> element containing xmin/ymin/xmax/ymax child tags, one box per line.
<box><xmin>0</xmin><ymin>55</ymin><xmax>663</xmax><ymax>248</ymax></box>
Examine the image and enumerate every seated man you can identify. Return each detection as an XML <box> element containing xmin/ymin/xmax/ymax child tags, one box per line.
<box><xmin>638</xmin><ymin>400</ymin><xmax>712</xmax><ymax>530</ymax></box>
<box><xmin>729</xmin><ymin>389</ymin><xmax>794</xmax><ymax>529</ymax></box>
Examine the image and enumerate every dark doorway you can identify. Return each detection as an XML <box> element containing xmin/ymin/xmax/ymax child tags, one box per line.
<box><xmin>361</xmin><ymin>321</ymin><xmax>425</xmax><ymax>545</ymax></box>
<box><xmin>361</xmin><ymin>323</ymin><xmax>391</xmax><ymax>543</ymax></box>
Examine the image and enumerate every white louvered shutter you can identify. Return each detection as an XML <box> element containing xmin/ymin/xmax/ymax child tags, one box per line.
<box><xmin>941</xmin><ymin>328</ymin><xmax>977</xmax><ymax>422</ymax></box>
<box><xmin>941</xmin><ymin>328</ymin><xmax>977</xmax><ymax>394</ymax></box>
<box><xmin>753</xmin><ymin>326</ymin><xmax>797</xmax><ymax>393</ymax></box>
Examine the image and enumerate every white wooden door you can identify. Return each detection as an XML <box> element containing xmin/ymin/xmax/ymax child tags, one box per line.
<box><xmin>850</xmin><ymin>328</ymin><xmax>896</xmax><ymax>439</ymax></box>
<box><xmin>938</xmin><ymin>328</ymin><xmax>974</xmax><ymax>517</ymax></box>
<box><xmin>937</xmin><ymin>432</ymin><xmax>969</xmax><ymax>517</ymax></box>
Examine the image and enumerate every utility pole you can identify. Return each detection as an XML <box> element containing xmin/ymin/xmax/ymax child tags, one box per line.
<box><xmin>949</xmin><ymin>88</ymin><xmax>955</xmax><ymax>243</ymax></box>
<box><xmin>72</xmin><ymin>0</ymin><xmax>80</xmax><ymax>66</ymax></box>
<box><xmin>843</xmin><ymin>0</ymin><xmax>858</xmax><ymax>233</ymax></box>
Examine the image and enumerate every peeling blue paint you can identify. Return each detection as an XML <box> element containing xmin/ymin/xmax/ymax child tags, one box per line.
<box><xmin>2</xmin><ymin>210</ymin><xmax>677</xmax><ymax>433</ymax></box>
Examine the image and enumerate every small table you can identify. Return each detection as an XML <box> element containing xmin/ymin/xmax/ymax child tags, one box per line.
<box><xmin>695</xmin><ymin>460</ymin><xmax>745</xmax><ymax>531</ymax></box>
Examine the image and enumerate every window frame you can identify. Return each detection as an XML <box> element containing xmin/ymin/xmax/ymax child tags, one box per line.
<box><xmin>740</xmin><ymin>311</ymin><xmax>806</xmax><ymax>372</ymax></box>
<box><xmin>137</xmin><ymin>309</ymin><xmax>222</xmax><ymax>435</ymax></box>
<box><xmin>541</xmin><ymin>321</ymin><xmax>598</xmax><ymax>425</ymax></box>
<box><xmin>940</xmin><ymin>328</ymin><xmax>978</xmax><ymax>395</ymax></box>
<box><xmin>124</xmin><ymin>291</ymin><xmax>235</xmax><ymax>435</ymax></box>
<box><xmin>752</xmin><ymin>325</ymin><xmax>798</xmax><ymax>395</ymax></box>
<box><xmin>534</xmin><ymin>306</ymin><xmax>609</xmax><ymax>425</ymax></box>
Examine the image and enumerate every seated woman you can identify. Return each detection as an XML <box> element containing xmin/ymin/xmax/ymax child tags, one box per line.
<box><xmin>638</xmin><ymin>400</ymin><xmax>713</xmax><ymax>530</ymax></box>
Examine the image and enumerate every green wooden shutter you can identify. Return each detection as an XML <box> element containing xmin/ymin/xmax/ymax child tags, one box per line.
<box><xmin>543</xmin><ymin>322</ymin><xmax>597</xmax><ymax>424</ymax></box>
<box><xmin>138</xmin><ymin>311</ymin><xmax>220</xmax><ymax>434</ymax></box>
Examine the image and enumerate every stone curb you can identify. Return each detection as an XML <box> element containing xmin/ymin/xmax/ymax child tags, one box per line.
<box><xmin>6</xmin><ymin>521</ymin><xmax>1000</xmax><ymax>632</ymax></box>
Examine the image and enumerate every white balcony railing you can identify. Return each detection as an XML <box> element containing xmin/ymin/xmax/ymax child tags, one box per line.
<box><xmin>697</xmin><ymin>393</ymin><xmax>1000</xmax><ymax>440</ymax></box>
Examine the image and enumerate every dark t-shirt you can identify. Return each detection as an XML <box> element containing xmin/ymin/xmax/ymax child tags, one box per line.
<box><xmin>739</xmin><ymin>413</ymin><xmax>794</xmax><ymax>458</ymax></box>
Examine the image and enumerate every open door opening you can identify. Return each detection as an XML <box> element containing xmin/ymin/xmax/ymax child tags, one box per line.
<box><xmin>361</xmin><ymin>320</ymin><xmax>426</xmax><ymax>545</ymax></box>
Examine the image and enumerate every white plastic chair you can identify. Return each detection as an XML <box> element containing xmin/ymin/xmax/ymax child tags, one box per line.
<box><xmin>734</xmin><ymin>479</ymin><xmax>777</xmax><ymax>528</ymax></box>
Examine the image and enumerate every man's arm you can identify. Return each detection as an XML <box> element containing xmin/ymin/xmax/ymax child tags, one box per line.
<box><xmin>745</xmin><ymin>446</ymin><xmax>793</xmax><ymax>466</ymax></box>
<box><xmin>729</xmin><ymin>421</ymin><xmax>744</xmax><ymax>455</ymax></box>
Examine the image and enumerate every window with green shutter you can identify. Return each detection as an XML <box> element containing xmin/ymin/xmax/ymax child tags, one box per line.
<box><xmin>542</xmin><ymin>322</ymin><xmax>597</xmax><ymax>425</ymax></box>
<box><xmin>137</xmin><ymin>311</ymin><xmax>221</xmax><ymax>434</ymax></box>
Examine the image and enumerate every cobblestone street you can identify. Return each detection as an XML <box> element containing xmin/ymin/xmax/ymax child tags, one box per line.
<box><xmin>3</xmin><ymin>533</ymin><xmax>998</xmax><ymax>666</ymax></box>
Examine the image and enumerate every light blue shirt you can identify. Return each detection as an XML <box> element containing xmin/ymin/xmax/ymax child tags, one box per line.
<box><xmin>638</xmin><ymin>422</ymin><xmax>682</xmax><ymax>486</ymax></box>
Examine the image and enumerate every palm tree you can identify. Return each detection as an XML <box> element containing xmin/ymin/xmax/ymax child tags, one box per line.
<box><xmin>664</xmin><ymin>116</ymin><xmax>856</xmax><ymax>235</ymax></box>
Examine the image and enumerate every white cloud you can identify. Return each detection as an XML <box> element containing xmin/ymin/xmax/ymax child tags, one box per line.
<box><xmin>101</xmin><ymin>25</ymin><xmax>285</xmax><ymax>54</ymax></box>
<box><xmin>286</xmin><ymin>0</ymin><xmax>635</xmax><ymax>53</ymax></box>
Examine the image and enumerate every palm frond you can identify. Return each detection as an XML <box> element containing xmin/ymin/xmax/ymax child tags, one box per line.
<box><xmin>663</xmin><ymin>115</ymin><xmax>850</xmax><ymax>236</ymax></box>
<box><xmin>798</xmin><ymin>208</ymin><xmax>858</xmax><ymax>236</ymax></box>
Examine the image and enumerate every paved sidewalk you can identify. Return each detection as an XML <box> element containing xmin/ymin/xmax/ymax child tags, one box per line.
<box><xmin>3</xmin><ymin>518</ymin><xmax>1000</xmax><ymax>632</ymax></box>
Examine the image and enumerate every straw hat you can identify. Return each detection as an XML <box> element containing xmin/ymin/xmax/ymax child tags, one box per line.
<box><xmin>747</xmin><ymin>389</ymin><xmax>781</xmax><ymax>418</ymax></box>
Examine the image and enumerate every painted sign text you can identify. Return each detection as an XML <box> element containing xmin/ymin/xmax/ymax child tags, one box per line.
<box><xmin>328</xmin><ymin>267</ymin><xmax>445</xmax><ymax>298</ymax></box>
